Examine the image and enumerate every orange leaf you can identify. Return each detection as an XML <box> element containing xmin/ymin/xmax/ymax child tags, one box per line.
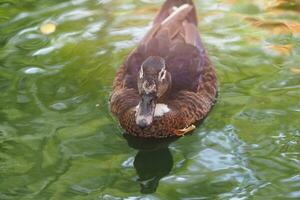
<box><xmin>268</xmin><ymin>44</ymin><xmax>293</xmax><ymax>55</ymax></box>
<box><xmin>285</xmin><ymin>22</ymin><xmax>300</xmax><ymax>33</ymax></box>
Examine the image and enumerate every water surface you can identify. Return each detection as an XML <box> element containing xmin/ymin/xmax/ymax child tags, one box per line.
<box><xmin>0</xmin><ymin>0</ymin><xmax>300</xmax><ymax>199</ymax></box>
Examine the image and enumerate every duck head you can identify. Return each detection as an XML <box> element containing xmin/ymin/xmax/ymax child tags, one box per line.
<box><xmin>136</xmin><ymin>56</ymin><xmax>171</xmax><ymax>129</ymax></box>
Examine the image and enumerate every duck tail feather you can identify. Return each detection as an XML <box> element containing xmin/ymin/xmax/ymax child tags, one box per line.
<box><xmin>153</xmin><ymin>0</ymin><xmax>198</xmax><ymax>26</ymax></box>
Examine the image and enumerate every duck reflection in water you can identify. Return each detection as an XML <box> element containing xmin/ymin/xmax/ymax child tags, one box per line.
<box><xmin>124</xmin><ymin>134</ymin><xmax>178</xmax><ymax>194</ymax></box>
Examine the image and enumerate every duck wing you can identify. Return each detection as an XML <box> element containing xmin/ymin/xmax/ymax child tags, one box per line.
<box><xmin>153</xmin><ymin>0</ymin><xmax>197</xmax><ymax>26</ymax></box>
<box><xmin>124</xmin><ymin>0</ymin><xmax>206</xmax><ymax>91</ymax></box>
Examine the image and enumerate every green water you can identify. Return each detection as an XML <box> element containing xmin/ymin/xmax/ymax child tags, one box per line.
<box><xmin>0</xmin><ymin>0</ymin><xmax>300</xmax><ymax>199</ymax></box>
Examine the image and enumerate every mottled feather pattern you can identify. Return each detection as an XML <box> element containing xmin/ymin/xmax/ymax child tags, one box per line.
<box><xmin>109</xmin><ymin>0</ymin><xmax>218</xmax><ymax>138</ymax></box>
<box><xmin>110</xmin><ymin>54</ymin><xmax>217</xmax><ymax>138</ymax></box>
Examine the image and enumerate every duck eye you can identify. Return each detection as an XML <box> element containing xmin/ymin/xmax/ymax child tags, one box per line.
<box><xmin>158</xmin><ymin>68</ymin><xmax>166</xmax><ymax>81</ymax></box>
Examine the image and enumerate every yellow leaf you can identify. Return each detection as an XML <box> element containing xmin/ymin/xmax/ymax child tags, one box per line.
<box><xmin>290</xmin><ymin>68</ymin><xmax>300</xmax><ymax>74</ymax></box>
<box><xmin>40</xmin><ymin>22</ymin><xmax>56</xmax><ymax>35</ymax></box>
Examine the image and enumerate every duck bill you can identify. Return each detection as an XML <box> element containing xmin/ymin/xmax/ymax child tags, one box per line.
<box><xmin>136</xmin><ymin>94</ymin><xmax>156</xmax><ymax>129</ymax></box>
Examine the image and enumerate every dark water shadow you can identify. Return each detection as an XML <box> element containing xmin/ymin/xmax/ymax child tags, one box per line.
<box><xmin>123</xmin><ymin>134</ymin><xmax>178</xmax><ymax>194</ymax></box>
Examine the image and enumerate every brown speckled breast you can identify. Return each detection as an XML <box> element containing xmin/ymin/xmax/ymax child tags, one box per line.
<box><xmin>110</xmin><ymin>54</ymin><xmax>217</xmax><ymax>138</ymax></box>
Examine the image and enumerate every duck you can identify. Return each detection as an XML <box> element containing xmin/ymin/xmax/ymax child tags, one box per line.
<box><xmin>110</xmin><ymin>0</ymin><xmax>217</xmax><ymax>138</ymax></box>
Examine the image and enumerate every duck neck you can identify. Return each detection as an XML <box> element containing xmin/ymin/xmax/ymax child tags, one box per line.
<box><xmin>157</xmin><ymin>85</ymin><xmax>172</xmax><ymax>103</ymax></box>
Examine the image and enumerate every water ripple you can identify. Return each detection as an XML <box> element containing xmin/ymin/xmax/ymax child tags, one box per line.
<box><xmin>0</xmin><ymin>0</ymin><xmax>300</xmax><ymax>199</ymax></box>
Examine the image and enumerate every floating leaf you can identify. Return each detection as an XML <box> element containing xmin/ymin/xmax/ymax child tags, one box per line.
<box><xmin>267</xmin><ymin>44</ymin><xmax>293</xmax><ymax>55</ymax></box>
<box><xmin>285</xmin><ymin>22</ymin><xmax>300</xmax><ymax>33</ymax></box>
<box><xmin>245</xmin><ymin>17</ymin><xmax>300</xmax><ymax>35</ymax></box>
<box><xmin>265</xmin><ymin>0</ymin><xmax>300</xmax><ymax>11</ymax></box>
<box><xmin>40</xmin><ymin>22</ymin><xmax>56</xmax><ymax>35</ymax></box>
<box><xmin>245</xmin><ymin>17</ymin><xmax>290</xmax><ymax>34</ymax></box>
<box><xmin>290</xmin><ymin>68</ymin><xmax>300</xmax><ymax>74</ymax></box>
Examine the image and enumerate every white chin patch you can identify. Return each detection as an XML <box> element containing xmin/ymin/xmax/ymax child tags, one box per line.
<box><xmin>154</xmin><ymin>104</ymin><xmax>170</xmax><ymax>117</ymax></box>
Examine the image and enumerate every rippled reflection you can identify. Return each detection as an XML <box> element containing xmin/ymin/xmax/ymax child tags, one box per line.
<box><xmin>0</xmin><ymin>0</ymin><xmax>300</xmax><ymax>199</ymax></box>
<box><xmin>124</xmin><ymin>134</ymin><xmax>176</xmax><ymax>194</ymax></box>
